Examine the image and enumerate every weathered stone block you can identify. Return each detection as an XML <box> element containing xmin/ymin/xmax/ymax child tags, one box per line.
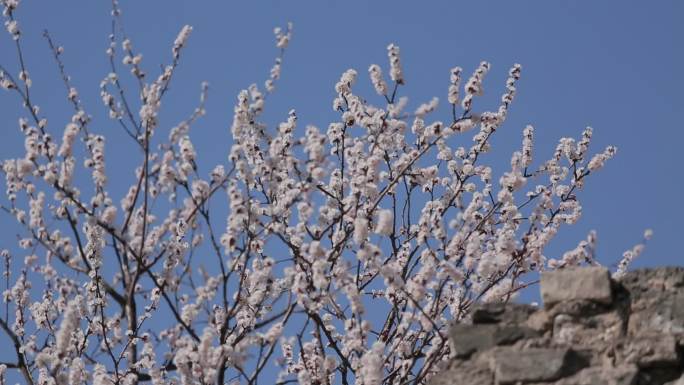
<box><xmin>556</xmin><ymin>365</ymin><xmax>639</xmax><ymax>385</ymax></box>
<box><xmin>619</xmin><ymin>267</ymin><xmax>684</xmax><ymax>303</ymax></box>
<box><xmin>525</xmin><ymin>309</ymin><xmax>553</xmax><ymax>332</ymax></box>
<box><xmin>449</xmin><ymin>323</ymin><xmax>538</xmax><ymax>358</ymax></box>
<box><xmin>552</xmin><ymin>311</ymin><xmax>625</xmax><ymax>346</ymax></box>
<box><xmin>545</xmin><ymin>297</ymin><xmax>614</xmax><ymax>317</ymax></box>
<box><xmin>620</xmin><ymin>267</ymin><xmax>684</xmax><ymax>335</ymax></box>
<box><xmin>428</xmin><ymin>359</ymin><xmax>493</xmax><ymax>385</ymax></box>
<box><xmin>471</xmin><ymin>302</ymin><xmax>538</xmax><ymax>325</ymax></box>
<box><xmin>623</xmin><ymin>333</ymin><xmax>680</xmax><ymax>368</ymax></box>
<box><xmin>627</xmin><ymin>295</ymin><xmax>684</xmax><ymax>335</ymax></box>
<box><xmin>541</xmin><ymin>266</ymin><xmax>613</xmax><ymax>306</ymax></box>
<box><xmin>488</xmin><ymin>348</ymin><xmax>573</xmax><ymax>384</ymax></box>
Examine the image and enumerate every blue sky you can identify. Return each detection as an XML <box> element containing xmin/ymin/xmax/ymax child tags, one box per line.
<box><xmin>0</xmin><ymin>0</ymin><xmax>682</xmax><ymax>382</ymax></box>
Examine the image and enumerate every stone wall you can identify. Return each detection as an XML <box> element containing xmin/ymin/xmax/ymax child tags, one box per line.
<box><xmin>431</xmin><ymin>267</ymin><xmax>684</xmax><ymax>385</ymax></box>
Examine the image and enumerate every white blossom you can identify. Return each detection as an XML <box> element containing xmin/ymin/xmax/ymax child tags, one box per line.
<box><xmin>173</xmin><ymin>25</ymin><xmax>193</xmax><ymax>59</ymax></box>
<box><xmin>387</xmin><ymin>43</ymin><xmax>404</xmax><ymax>84</ymax></box>
<box><xmin>354</xmin><ymin>214</ymin><xmax>369</xmax><ymax>244</ymax></box>
<box><xmin>374</xmin><ymin>209</ymin><xmax>393</xmax><ymax>236</ymax></box>
<box><xmin>448</xmin><ymin>66</ymin><xmax>462</xmax><ymax>105</ymax></box>
<box><xmin>359</xmin><ymin>341</ymin><xmax>385</xmax><ymax>385</ymax></box>
<box><xmin>368</xmin><ymin>64</ymin><xmax>388</xmax><ymax>96</ymax></box>
<box><xmin>587</xmin><ymin>145</ymin><xmax>617</xmax><ymax>171</ymax></box>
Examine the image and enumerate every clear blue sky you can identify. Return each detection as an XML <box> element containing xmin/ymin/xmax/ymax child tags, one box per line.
<box><xmin>0</xmin><ymin>0</ymin><xmax>682</xmax><ymax>381</ymax></box>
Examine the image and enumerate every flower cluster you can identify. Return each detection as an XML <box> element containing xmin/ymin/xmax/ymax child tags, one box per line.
<box><xmin>0</xmin><ymin>3</ymin><xmax>648</xmax><ymax>385</ymax></box>
<box><xmin>173</xmin><ymin>25</ymin><xmax>193</xmax><ymax>60</ymax></box>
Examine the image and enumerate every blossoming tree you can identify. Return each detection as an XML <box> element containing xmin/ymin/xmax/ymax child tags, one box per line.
<box><xmin>0</xmin><ymin>1</ymin><xmax>649</xmax><ymax>385</ymax></box>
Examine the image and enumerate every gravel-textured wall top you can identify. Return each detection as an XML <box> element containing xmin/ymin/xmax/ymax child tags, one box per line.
<box><xmin>431</xmin><ymin>266</ymin><xmax>684</xmax><ymax>385</ymax></box>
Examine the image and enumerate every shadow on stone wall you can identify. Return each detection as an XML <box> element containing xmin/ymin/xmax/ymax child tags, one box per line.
<box><xmin>430</xmin><ymin>266</ymin><xmax>684</xmax><ymax>385</ymax></box>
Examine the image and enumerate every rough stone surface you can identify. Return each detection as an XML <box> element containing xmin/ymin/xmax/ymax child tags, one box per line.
<box><xmin>556</xmin><ymin>365</ymin><xmax>639</xmax><ymax>385</ymax></box>
<box><xmin>665</xmin><ymin>374</ymin><xmax>684</xmax><ymax>385</ymax></box>
<box><xmin>449</xmin><ymin>323</ymin><xmax>538</xmax><ymax>357</ymax></box>
<box><xmin>552</xmin><ymin>310</ymin><xmax>624</xmax><ymax>347</ymax></box>
<box><xmin>429</xmin><ymin>360</ymin><xmax>493</xmax><ymax>385</ymax></box>
<box><xmin>489</xmin><ymin>348</ymin><xmax>572</xmax><ymax>384</ymax></box>
<box><xmin>540</xmin><ymin>266</ymin><xmax>613</xmax><ymax>306</ymax></box>
<box><xmin>625</xmin><ymin>334</ymin><xmax>681</xmax><ymax>368</ymax></box>
<box><xmin>430</xmin><ymin>267</ymin><xmax>684</xmax><ymax>385</ymax></box>
<box><xmin>471</xmin><ymin>303</ymin><xmax>538</xmax><ymax>325</ymax></box>
<box><xmin>621</xmin><ymin>267</ymin><xmax>684</xmax><ymax>336</ymax></box>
